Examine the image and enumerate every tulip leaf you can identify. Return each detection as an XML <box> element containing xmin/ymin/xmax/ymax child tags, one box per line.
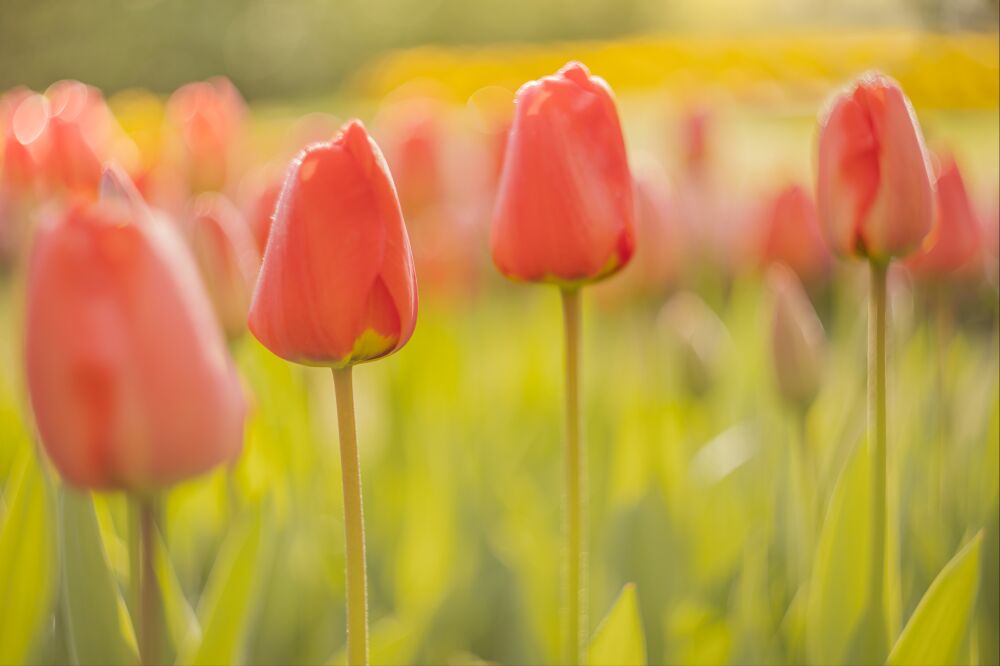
<box><xmin>176</xmin><ymin>510</ymin><xmax>272</xmax><ymax>666</ymax></box>
<box><xmin>805</xmin><ymin>441</ymin><xmax>869</xmax><ymax>666</ymax></box>
<box><xmin>0</xmin><ymin>452</ymin><xmax>55</xmax><ymax>665</ymax></box>
<box><xmin>155</xmin><ymin>530</ymin><xmax>202</xmax><ymax>656</ymax></box>
<box><xmin>588</xmin><ymin>583</ymin><xmax>647</xmax><ymax>666</ymax></box>
<box><xmin>59</xmin><ymin>488</ymin><xmax>137</xmax><ymax>665</ymax></box>
<box><xmin>886</xmin><ymin>532</ymin><xmax>982</xmax><ymax>666</ymax></box>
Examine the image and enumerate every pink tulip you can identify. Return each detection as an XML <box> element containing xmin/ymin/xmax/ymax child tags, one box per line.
<box><xmin>816</xmin><ymin>73</ymin><xmax>934</xmax><ymax>261</ymax></box>
<box><xmin>186</xmin><ymin>192</ymin><xmax>261</xmax><ymax>341</ymax></box>
<box><xmin>757</xmin><ymin>184</ymin><xmax>832</xmax><ymax>283</ymax></box>
<box><xmin>906</xmin><ymin>155</ymin><xmax>982</xmax><ymax>278</ymax></box>
<box><xmin>166</xmin><ymin>77</ymin><xmax>246</xmax><ymax>194</ymax></box>
<box><xmin>24</xmin><ymin>178</ymin><xmax>245</xmax><ymax>491</ymax></box>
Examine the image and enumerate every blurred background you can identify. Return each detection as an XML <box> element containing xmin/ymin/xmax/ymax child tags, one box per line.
<box><xmin>0</xmin><ymin>1</ymin><xmax>998</xmax><ymax>665</ymax></box>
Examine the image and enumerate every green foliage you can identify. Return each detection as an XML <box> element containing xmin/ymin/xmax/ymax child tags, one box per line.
<box><xmin>805</xmin><ymin>441</ymin><xmax>870</xmax><ymax>666</ymax></box>
<box><xmin>57</xmin><ymin>488</ymin><xmax>136</xmax><ymax>665</ymax></box>
<box><xmin>887</xmin><ymin>532</ymin><xmax>983</xmax><ymax>666</ymax></box>
<box><xmin>0</xmin><ymin>273</ymin><xmax>997</xmax><ymax>665</ymax></box>
<box><xmin>176</xmin><ymin>509</ymin><xmax>273</xmax><ymax>666</ymax></box>
<box><xmin>155</xmin><ymin>530</ymin><xmax>202</xmax><ymax>659</ymax></box>
<box><xmin>0</xmin><ymin>452</ymin><xmax>54</xmax><ymax>665</ymax></box>
<box><xmin>589</xmin><ymin>583</ymin><xmax>646</xmax><ymax>666</ymax></box>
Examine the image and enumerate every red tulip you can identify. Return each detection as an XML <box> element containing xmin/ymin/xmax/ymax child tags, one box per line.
<box><xmin>248</xmin><ymin>120</ymin><xmax>418</xmax><ymax>367</ymax></box>
<box><xmin>166</xmin><ymin>77</ymin><xmax>246</xmax><ymax>193</ymax></box>
<box><xmin>816</xmin><ymin>73</ymin><xmax>934</xmax><ymax>261</ymax></box>
<box><xmin>905</xmin><ymin>155</ymin><xmax>982</xmax><ymax>278</ymax></box>
<box><xmin>680</xmin><ymin>108</ymin><xmax>711</xmax><ymax>179</ymax></box>
<box><xmin>24</xmin><ymin>184</ymin><xmax>245</xmax><ymax>491</ymax></box>
<box><xmin>376</xmin><ymin>97</ymin><xmax>446</xmax><ymax>216</ymax></box>
<box><xmin>187</xmin><ymin>192</ymin><xmax>260</xmax><ymax>341</ymax></box>
<box><xmin>3</xmin><ymin>85</ymin><xmax>111</xmax><ymax>200</ymax></box>
<box><xmin>248</xmin><ymin>179</ymin><xmax>282</xmax><ymax>254</ymax></box>
<box><xmin>757</xmin><ymin>184</ymin><xmax>831</xmax><ymax>283</ymax></box>
<box><xmin>491</xmin><ymin>61</ymin><xmax>635</xmax><ymax>285</ymax></box>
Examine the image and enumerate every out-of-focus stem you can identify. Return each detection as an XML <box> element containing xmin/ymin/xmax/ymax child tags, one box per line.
<box><xmin>128</xmin><ymin>499</ymin><xmax>141</xmax><ymax>618</ymax></box>
<box><xmin>138</xmin><ymin>497</ymin><xmax>160</xmax><ymax>666</ymax></box>
<box><xmin>333</xmin><ymin>366</ymin><xmax>369</xmax><ymax>666</ymax></box>
<box><xmin>867</xmin><ymin>261</ymin><xmax>888</xmax><ymax>663</ymax></box>
<box><xmin>561</xmin><ymin>287</ymin><xmax>586</xmax><ymax>666</ymax></box>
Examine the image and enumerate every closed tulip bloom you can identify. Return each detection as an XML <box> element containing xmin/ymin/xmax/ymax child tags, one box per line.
<box><xmin>24</xmin><ymin>190</ymin><xmax>245</xmax><ymax>491</ymax></box>
<box><xmin>768</xmin><ymin>264</ymin><xmax>826</xmax><ymax>408</ymax></box>
<box><xmin>248</xmin><ymin>119</ymin><xmax>418</xmax><ymax>367</ymax></box>
<box><xmin>167</xmin><ymin>77</ymin><xmax>246</xmax><ymax>193</ymax></box>
<box><xmin>906</xmin><ymin>155</ymin><xmax>982</xmax><ymax>277</ymax></box>
<box><xmin>492</xmin><ymin>61</ymin><xmax>635</xmax><ymax>285</ymax></box>
<box><xmin>816</xmin><ymin>73</ymin><xmax>934</xmax><ymax>261</ymax></box>
<box><xmin>758</xmin><ymin>184</ymin><xmax>831</xmax><ymax>283</ymax></box>
<box><xmin>187</xmin><ymin>192</ymin><xmax>260</xmax><ymax>341</ymax></box>
<box><xmin>248</xmin><ymin>179</ymin><xmax>282</xmax><ymax>254</ymax></box>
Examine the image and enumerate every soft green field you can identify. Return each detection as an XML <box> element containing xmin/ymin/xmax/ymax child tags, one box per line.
<box><xmin>1</xmin><ymin>256</ymin><xmax>997</xmax><ymax>664</ymax></box>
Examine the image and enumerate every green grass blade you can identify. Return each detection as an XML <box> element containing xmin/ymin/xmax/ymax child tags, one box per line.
<box><xmin>886</xmin><ymin>532</ymin><xmax>983</xmax><ymax>666</ymax></box>
<box><xmin>805</xmin><ymin>441</ymin><xmax>869</xmax><ymax>666</ymax></box>
<box><xmin>0</xmin><ymin>452</ymin><xmax>55</xmax><ymax>664</ymax></box>
<box><xmin>59</xmin><ymin>488</ymin><xmax>137</xmax><ymax>665</ymax></box>
<box><xmin>588</xmin><ymin>583</ymin><xmax>647</xmax><ymax>666</ymax></box>
<box><xmin>176</xmin><ymin>510</ymin><xmax>272</xmax><ymax>666</ymax></box>
<box><xmin>155</xmin><ymin>530</ymin><xmax>202</xmax><ymax>658</ymax></box>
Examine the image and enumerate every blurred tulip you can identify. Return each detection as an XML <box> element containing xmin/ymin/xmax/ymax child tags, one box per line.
<box><xmin>593</xmin><ymin>158</ymin><xmax>688</xmax><ymax>306</ymax></box>
<box><xmin>166</xmin><ymin>77</ymin><xmax>246</xmax><ymax>194</ymax></box>
<box><xmin>377</xmin><ymin>97</ymin><xmax>446</xmax><ymax>216</ymax></box>
<box><xmin>768</xmin><ymin>264</ymin><xmax>826</xmax><ymax>409</ymax></box>
<box><xmin>658</xmin><ymin>291</ymin><xmax>732</xmax><ymax>396</ymax></box>
<box><xmin>491</xmin><ymin>61</ymin><xmax>635</xmax><ymax>285</ymax></box>
<box><xmin>816</xmin><ymin>73</ymin><xmax>934</xmax><ymax>261</ymax></box>
<box><xmin>757</xmin><ymin>183</ymin><xmax>831</xmax><ymax>283</ymax></box>
<box><xmin>377</xmin><ymin>95</ymin><xmax>491</xmax><ymax>301</ymax></box>
<box><xmin>983</xmin><ymin>193</ymin><xmax>999</xmax><ymax>289</ymax></box>
<box><xmin>248</xmin><ymin>119</ymin><xmax>418</xmax><ymax>367</ymax></box>
<box><xmin>906</xmin><ymin>155</ymin><xmax>982</xmax><ymax>278</ymax></box>
<box><xmin>3</xmin><ymin>84</ymin><xmax>124</xmax><ymax>201</ymax></box>
<box><xmin>681</xmin><ymin>107</ymin><xmax>711</xmax><ymax>179</ymax></box>
<box><xmin>185</xmin><ymin>192</ymin><xmax>260</xmax><ymax>341</ymax></box>
<box><xmin>247</xmin><ymin>178</ymin><xmax>282</xmax><ymax>254</ymax></box>
<box><xmin>24</xmin><ymin>185</ymin><xmax>245</xmax><ymax>491</ymax></box>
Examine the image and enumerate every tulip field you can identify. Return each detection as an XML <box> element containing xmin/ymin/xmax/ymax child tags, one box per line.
<box><xmin>0</xmin><ymin>13</ymin><xmax>999</xmax><ymax>666</ymax></box>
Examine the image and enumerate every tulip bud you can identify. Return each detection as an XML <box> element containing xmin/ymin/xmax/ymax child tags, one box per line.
<box><xmin>248</xmin><ymin>179</ymin><xmax>282</xmax><ymax>255</ymax></box>
<box><xmin>186</xmin><ymin>192</ymin><xmax>260</xmax><ymax>341</ymax></box>
<box><xmin>166</xmin><ymin>77</ymin><xmax>246</xmax><ymax>194</ymax></box>
<box><xmin>905</xmin><ymin>155</ymin><xmax>982</xmax><ymax>278</ymax></box>
<box><xmin>24</xmin><ymin>189</ymin><xmax>245</xmax><ymax>491</ymax></box>
<box><xmin>248</xmin><ymin>120</ymin><xmax>418</xmax><ymax>367</ymax></box>
<box><xmin>658</xmin><ymin>291</ymin><xmax>731</xmax><ymax>396</ymax></box>
<box><xmin>376</xmin><ymin>97</ymin><xmax>446</xmax><ymax>216</ymax></box>
<box><xmin>768</xmin><ymin>264</ymin><xmax>826</xmax><ymax>409</ymax></box>
<box><xmin>816</xmin><ymin>73</ymin><xmax>934</xmax><ymax>262</ymax></box>
<box><xmin>491</xmin><ymin>61</ymin><xmax>635</xmax><ymax>285</ymax></box>
<box><xmin>757</xmin><ymin>184</ymin><xmax>831</xmax><ymax>283</ymax></box>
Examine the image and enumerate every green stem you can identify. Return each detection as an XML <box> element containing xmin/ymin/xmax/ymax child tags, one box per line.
<box><xmin>128</xmin><ymin>500</ymin><xmax>141</xmax><ymax>619</ymax></box>
<box><xmin>788</xmin><ymin>408</ymin><xmax>810</xmax><ymax>587</ymax></box>
<box><xmin>333</xmin><ymin>366</ymin><xmax>369</xmax><ymax>666</ymax></box>
<box><xmin>138</xmin><ymin>497</ymin><xmax>160</xmax><ymax>666</ymax></box>
<box><xmin>867</xmin><ymin>261</ymin><xmax>888</xmax><ymax>663</ymax></box>
<box><xmin>561</xmin><ymin>287</ymin><xmax>586</xmax><ymax>666</ymax></box>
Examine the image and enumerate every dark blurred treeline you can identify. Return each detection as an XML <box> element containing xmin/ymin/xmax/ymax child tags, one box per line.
<box><xmin>0</xmin><ymin>0</ymin><xmax>996</xmax><ymax>101</ymax></box>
